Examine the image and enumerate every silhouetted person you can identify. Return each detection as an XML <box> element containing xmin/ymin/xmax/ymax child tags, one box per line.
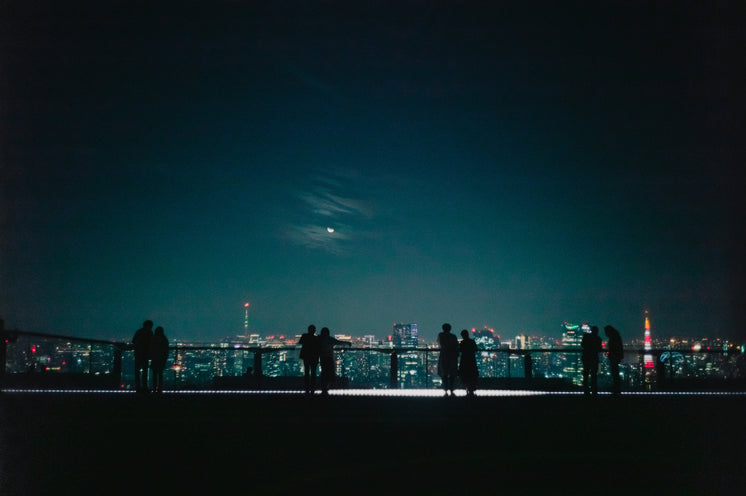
<box><xmin>318</xmin><ymin>327</ymin><xmax>351</xmax><ymax>395</ymax></box>
<box><xmin>604</xmin><ymin>325</ymin><xmax>624</xmax><ymax>395</ymax></box>
<box><xmin>132</xmin><ymin>320</ymin><xmax>153</xmax><ymax>393</ymax></box>
<box><xmin>298</xmin><ymin>325</ymin><xmax>319</xmax><ymax>394</ymax></box>
<box><xmin>581</xmin><ymin>326</ymin><xmax>602</xmax><ymax>396</ymax></box>
<box><xmin>438</xmin><ymin>323</ymin><xmax>459</xmax><ymax>396</ymax></box>
<box><xmin>458</xmin><ymin>329</ymin><xmax>478</xmax><ymax>396</ymax></box>
<box><xmin>150</xmin><ymin>326</ymin><xmax>169</xmax><ymax>393</ymax></box>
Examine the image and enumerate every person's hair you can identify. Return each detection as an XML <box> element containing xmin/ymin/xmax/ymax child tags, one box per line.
<box><xmin>442</xmin><ymin>323</ymin><xmax>451</xmax><ymax>332</ymax></box>
<box><xmin>308</xmin><ymin>325</ymin><xmax>316</xmax><ymax>333</ymax></box>
<box><xmin>461</xmin><ymin>329</ymin><xmax>469</xmax><ymax>339</ymax></box>
<box><xmin>320</xmin><ymin>327</ymin><xmax>330</xmax><ymax>336</ymax></box>
<box><xmin>143</xmin><ymin>320</ymin><xmax>153</xmax><ymax>327</ymax></box>
<box><xmin>155</xmin><ymin>326</ymin><xmax>164</xmax><ymax>335</ymax></box>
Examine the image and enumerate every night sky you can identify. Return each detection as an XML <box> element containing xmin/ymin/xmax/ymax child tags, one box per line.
<box><xmin>2</xmin><ymin>1</ymin><xmax>744</xmax><ymax>343</ymax></box>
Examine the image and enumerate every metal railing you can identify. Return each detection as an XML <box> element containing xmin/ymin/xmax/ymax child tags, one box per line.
<box><xmin>2</xmin><ymin>328</ymin><xmax>745</xmax><ymax>391</ymax></box>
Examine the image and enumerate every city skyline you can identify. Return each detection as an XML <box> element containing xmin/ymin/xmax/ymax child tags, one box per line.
<box><xmin>2</xmin><ymin>2</ymin><xmax>744</xmax><ymax>344</ymax></box>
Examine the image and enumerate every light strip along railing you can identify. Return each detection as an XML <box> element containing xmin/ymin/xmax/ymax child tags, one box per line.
<box><xmin>2</xmin><ymin>329</ymin><xmax>744</xmax><ymax>391</ymax></box>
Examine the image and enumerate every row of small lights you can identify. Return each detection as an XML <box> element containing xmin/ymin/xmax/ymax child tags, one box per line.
<box><xmin>2</xmin><ymin>388</ymin><xmax>745</xmax><ymax>396</ymax></box>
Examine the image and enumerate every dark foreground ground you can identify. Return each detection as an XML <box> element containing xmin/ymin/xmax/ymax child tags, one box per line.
<box><xmin>1</xmin><ymin>392</ymin><xmax>744</xmax><ymax>495</ymax></box>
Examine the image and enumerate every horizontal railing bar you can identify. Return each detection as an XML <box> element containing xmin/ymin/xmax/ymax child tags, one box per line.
<box><xmin>5</xmin><ymin>331</ymin><xmax>741</xmax><ymax>355</ymax></box>
<box><xmin>3</xmin><ymin>330</ymin><xmax>125</xmax><ymax>347</ymax></box>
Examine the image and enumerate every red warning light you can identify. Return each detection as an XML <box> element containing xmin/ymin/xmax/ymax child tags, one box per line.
<box><xmin>31</xmin><ymin>346</ymin><xmax>37</xmax><ymax>353</ymax></box>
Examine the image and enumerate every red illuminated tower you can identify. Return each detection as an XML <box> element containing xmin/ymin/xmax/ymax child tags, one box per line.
<box><xmin>643</xmin><ymin>311</ymin><xmax>654</xmax><ymax>368</ymax></box>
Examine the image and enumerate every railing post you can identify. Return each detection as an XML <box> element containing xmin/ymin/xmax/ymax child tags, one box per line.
<box><xmin>524</xmin><ymin>352</ymin><xmax>533</xmax><ymax>379</ymax></box>
<box><xmin>390</xmin><ymin>351</ymin><xmax>398</xmax><ymax>388</ymax></box>
<box><xmin>254</xmin><ymin>350</ymin><xmax>263</xmax><ymax>377</ymax></box>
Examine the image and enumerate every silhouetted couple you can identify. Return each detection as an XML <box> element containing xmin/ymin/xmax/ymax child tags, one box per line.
<box><xmin>581</xmin><ymin>324</ymin><xmax>623</xmax><ymax>396</ymax></box>
<box><xmin>298</xmin><ymin>325</ymin><xmax>351</xmax><ymax>395</ymax></box>
<box><xmin>132</xmin><ymin>320</ymin><xmax>169</xmax><ymax>394</ymax></box>
<box><xmin>438</xmin><ymin>323</ymin><xmax>479</xmax><ymax>396</ymax></box>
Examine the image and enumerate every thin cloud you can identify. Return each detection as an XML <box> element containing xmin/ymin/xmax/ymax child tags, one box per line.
<box><xmin>283</xmin><ymin>170</ymin><xmax>377</xmax><ymax>253</ymax></box>
<box><xmin>285</xmin><ymin>223</ymin><xmax>349</xmax><ymax>254</ymax></box>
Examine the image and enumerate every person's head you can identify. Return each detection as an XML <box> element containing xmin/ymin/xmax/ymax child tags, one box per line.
<box><xmin>308</xmin><ymin>325</ymin><xmax>316</xmax><ymax>335</ymax></box>
<box><xmin>590</xmin><ymin>325</ymin><xmax>599</xmax><ymax>336</ymax></box>
<box><xmin>461</xmin><ymin>329</ymin><xmax>469</xmax><ymax>339</ymax></box>
<box><xmin>155</xmin><ymin>326</ymin><xmax>164</xmax><ymax>336</ymax></box>
<box><xmin>442</xmin><ymin>323</ymin><xmax>451</xmax><ymax>333</ymax></box>
<box><xmin>604</xmin><ymin>325</ymin><xmax>616</xmax><ymax>337</ymax></box>
<box><xmin>320</xmin><ymin>327</ymin><xmax>330</xmax><ymax>337</ymax></box>
<box><xmin>143</xmin><ymin>320</ymin><xmax>153</xmax><ymax>330</ymax></box>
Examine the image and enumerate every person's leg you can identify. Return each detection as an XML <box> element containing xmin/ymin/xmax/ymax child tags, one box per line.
<box><xmin>303</xmin><ymin>362</ymin><xmax>311</xmax><ymax>393</ymax></box>
<box><xmin>591</xmin><ymin>365</ymin><xmax>598</xmax><ymax>396</ymax></box>
<box><xmin>134</xmin><ymin>366</ymin><xmax>141</xmax><ymax>391</ymax></box>
<box><xmin>310</xmin><ymin>362</ymin><xmax>317</xmax><ymax>392</ymax></box>
<box><xmin>611</xmin><ymin>362</ymin><xmax>621</xmax><ymax>394</ymax></box>
<box><xmin>583</xmin><ymin>364</ymin><xmax>590</xmax><ymax>395</ymax></box>
<box><xmin>134</xmin><ymin>358</ymin><xmax>144</xmax><ymax>392</ymax></box>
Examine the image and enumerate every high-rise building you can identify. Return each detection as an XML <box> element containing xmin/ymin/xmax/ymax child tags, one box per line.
<box><xmin>515</xmin><ymin>334</ymin><xmax>530</xmax><ymax>349</ymax></box>
<box><xmin>561</xmin><ymin>322</ymin><xmax>584</xmax><ymax>386</ymax></box>
<box><xmin>561</xmin><ymin>323</ymin><xmax>583</xmax><ymax>347</ymax></box>
<box><xmin>393</xmin><ymin>323</ymin><xmax>418</xmax><ymax>349</ymax></box>
<box><xmin>392</xmin><ymin>323</ymin><xmax>421</xmax><ymax>387</ymax></box>
<box><xmin>473</xmin><ymin>328</ymin><xmax>501</xmax><ymax>378</ymax></box>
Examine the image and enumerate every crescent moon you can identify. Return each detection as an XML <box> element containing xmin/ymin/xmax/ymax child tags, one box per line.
<box><xmin>327</xmin><ymin>227</ymin><xmax>335</xmax><ymax>233</ymax></box>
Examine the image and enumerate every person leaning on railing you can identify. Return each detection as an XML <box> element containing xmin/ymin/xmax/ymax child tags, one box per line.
<box><xmin>150</xmin><ymin>326</ymin><xmax>169</xmax><ymax>393</ymax></box>
<box><xmin>318</xmin><ymin>327</ymin><xmax>351</xmax><ymax>395</ymax></box>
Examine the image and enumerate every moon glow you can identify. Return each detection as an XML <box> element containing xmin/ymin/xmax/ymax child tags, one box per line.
<box><xmin>327</xmin><ymin>227</ymin><xmax>335</xmax><ymax>233</ymax></box>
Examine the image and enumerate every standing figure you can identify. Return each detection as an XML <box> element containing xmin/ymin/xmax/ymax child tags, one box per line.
<box><xmin>458</xmin><ymin>329</ymin><xmax>479</xmax><ymax>396</ymax></box>
<box><xmin>318</xmin><ymin>327</ymin><xmax>351</xmax><ymax>395</ymax></box>
<box><xmin>298</xmin><ymin>325</ymin><xmax>319</xmax><ymax>394</ymax></box>
<box><xmin>581</xmin><ymin>326</ymin><xmax>602</xmax><ymax>396</ymax></box>
<box><xmin>132</xmin><ymin>320</ymin><xmax>153</xmax><ymax>393</ymax></box>
<box><xmin>437</xmin><ymin>323</ymin><xmax>459</xmax><ymax>396</ymax></box>
<box><xmin>150</xmin><ymin>326</ymin><xmax>169</xmax><ymax>393</ymax></box>
<box><xmin>604</xmin><ymin>325</ymin><xmax>624</xmax><ymax>395</ymax></box>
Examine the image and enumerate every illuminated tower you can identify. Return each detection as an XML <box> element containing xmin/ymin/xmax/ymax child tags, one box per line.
<box><xmin>244</xmin><ymin>302</ymin><xmax>250</xmax><ymax>333</ymax></box>
<box><xmin>643</xmin><ymin>311</ymin><xmax>653</xmax><ymax>369</ymax></box>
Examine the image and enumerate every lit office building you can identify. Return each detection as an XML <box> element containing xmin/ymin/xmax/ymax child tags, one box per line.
<box><xmin>393</xmin><ymin>323</ymin><xmax>418</xmax><ymax>348</ymax></box>
<box><xmin>561</xmin><ymin>323</ymin><xmax>584</xmax><ymax>386</ymax></box>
